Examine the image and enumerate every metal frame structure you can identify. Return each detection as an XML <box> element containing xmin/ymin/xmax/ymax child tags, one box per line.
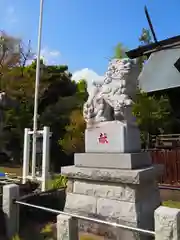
<box><xmin>23</xmin><ymin>126</ymin><xmax>51</xmax><ymax>191</ymax></box>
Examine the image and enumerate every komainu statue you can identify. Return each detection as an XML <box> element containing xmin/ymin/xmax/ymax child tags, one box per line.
<box><xmin>83</xmin><ymin>58</ymin><xmax>140</xmax><ymax>127</ymax></box>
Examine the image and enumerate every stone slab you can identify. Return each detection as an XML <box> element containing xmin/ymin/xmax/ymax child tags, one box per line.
<box><xmin>73</xmin><ymin>180</ymin><xmax>137</xmax><ymax>202</ymax></box>
<box><xmin>75</xmin><ymin>152</ymin><xmax>152</xmax><ymax>169</ymax></box>
<box><xmin>96</xmin><ymin>198</ymin><xmax>139</xmax><ymax>223</ymax></box>
<box><xmin>85</xmin><ymin>121</ymin><xmax>141</xmax><ymax>153</ymax></box>
<box><xmin>65</xmin><ymin>193</ymin><xmax>97</xmax><ymax>214</ymax></box>
<box><xmin>61</xmin><ymin>164</ymin><xmax>163</xmax><ymax>185</ymax></box>
<box><xmin>73</xmin><ymin>180</ymin><xmax>159</xmax><ymax>203</ymax></box>
<box><xmin>65</xmin><ymin>193</ymin><xmax>139</xmax><ymax>223</ymax></box>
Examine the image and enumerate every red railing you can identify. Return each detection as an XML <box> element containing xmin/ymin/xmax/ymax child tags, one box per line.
<box><xmin>149</xmin><ymin>149</ymin><xmax>180</xmax><ymax>185</ymax></box>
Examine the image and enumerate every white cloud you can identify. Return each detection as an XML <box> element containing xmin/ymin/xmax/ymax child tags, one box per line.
<box><xmin>26</xmin><ymin>47</ymin><xmax>61</xmax><ymax>65</ymax></box>
<box><xmin>40</xmin><ymin>47</ymin><xmax>61</xmax><ymax>65</ymax></box>
<box><xmin>72</xmin><ymin>68</ymin><xmax>104</xmax><ymax>91</ymax></box>
<box><xmin>6</xmin><ymin>6</ymin><xmax>18</xmax><ymax>24</ymax></box>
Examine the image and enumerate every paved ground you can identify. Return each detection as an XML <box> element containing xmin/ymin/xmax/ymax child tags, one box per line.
<box><xmin>0</xmin><ymin>165</ymin><xmax>22</xmax><ymax>176</ymax></box>
<box><xmin>160</xmin><ymin>187</ymin><xmax>180</xmax><ymax>202</ymax></box>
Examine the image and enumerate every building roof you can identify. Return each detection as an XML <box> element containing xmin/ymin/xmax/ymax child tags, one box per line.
<box><xmin>126</xmin><ymin>35</ymin><xmax>180</xmax><ymax>59</ymax></box>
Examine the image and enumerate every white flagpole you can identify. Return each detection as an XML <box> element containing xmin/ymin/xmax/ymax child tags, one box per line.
<box><xmin>32</xmin><ymin>0</ymin><xmax>44</xmax><ymax>179</ymax></box>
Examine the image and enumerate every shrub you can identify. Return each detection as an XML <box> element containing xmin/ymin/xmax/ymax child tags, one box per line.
<box><xmin>51</xmin><ymin>175</ymin><xmax>68</xmax><ymax>189</ymax></box>
<box><xmin>12</xmin><ymin>235</ymin><xmax>21</xmax><ymax>240</ymax></box>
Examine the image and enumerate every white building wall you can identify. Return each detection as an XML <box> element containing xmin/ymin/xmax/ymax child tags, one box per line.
<box><xmin>138</xmin><ymin>48</ymin><xmax>180</xmax><ymax>92</ymax></box>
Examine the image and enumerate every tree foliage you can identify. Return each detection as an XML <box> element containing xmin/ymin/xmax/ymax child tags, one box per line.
<box><xmin>133</xmin><ymin>28</ymin><xmax>174</xmax><ymax>146</ymax></box>
<box><xmin>59</xmin><ymin>109</ymin><xmax>86</xmax><ymax>155</ymax></box>
<box><xmin>132</xmin><ymin>90</ymin><xmax>172</xmax><ymax>147</ymax></box>
<box><xmin>138</xmin><ymin>28</ymin><xmax>152</xmax><ymax>70</ymax></box>
<box><xmin>139</xmin><ymin>28</ymin><xmax>152</xmax><ymax>45</ymax></box>
<box><xmin>112</xmin><ymin>43</ymin><xmax>128</xmax><ymax>59</ymax></box>
<box><xmin>58</xmin><ymin>79</ymin><xmax>88</xmax><ymax>155</ymax></box>
<box><xmin>0</xmin><ymin>32</ymin><xmax>88</xmax><ymax>167</ymax></box>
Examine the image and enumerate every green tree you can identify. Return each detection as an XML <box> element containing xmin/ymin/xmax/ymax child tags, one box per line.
<box><xmin>59</xmin><ymin>109</ymin><xmax>85</xmax><ymax>155</ymax></box>
<box><xmin>138</xmin><ymin>28</ymin><xmax>152</xmax><ymax>70</ymax></box>
<box><xmin>38</xmin><ymin>64</ymin><xmax>76</xmax><ymax>114</ymax></box>
<box><xmin>133</xmin><ymin>90</ymin><xmax>172</xmax><ymax>148</ymax></box>
<box><xmin>112</xmin><ymin>43</ymin><xmax>128</xmax><ymax>59</ymax></box>
<box><xmin>0</xmin><ymin>32</ymin><xmax>34</xmax><ymax>161</ymax></box>
<box><xmin>139</xmin><ymin>28</ymin><xmax>152</xmax><ymax>45</ymax></box>
<box><xmin>77</xmin><ymin>79</ymin><xmax>87</xmax><ymax>93</ymax></box>
<box><xmin>0</xmin><ymin>52</ymin><xmax>83</xmax><ymax>166</ymax></box>
<box><xmin>58</xmin><ymin>79</ymin><xmax>88</xmax><ymax>157</ymax></box>
<box><xmin>0</xmin><ymin>32</ymin><xmax>88</xmax><ymax>167</ymax></box>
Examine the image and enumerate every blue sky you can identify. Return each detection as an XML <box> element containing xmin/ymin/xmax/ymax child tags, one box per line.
<box><xmin>0</xmin><ymin>0</ymin><xmax>180</xmax><ymax>82</ymax></box>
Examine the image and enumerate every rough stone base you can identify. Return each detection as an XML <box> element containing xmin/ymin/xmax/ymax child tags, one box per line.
<box><xmin>62</xmin><ymin>165</ymin><xmax>162</xmax><ymax>240</ymax></box>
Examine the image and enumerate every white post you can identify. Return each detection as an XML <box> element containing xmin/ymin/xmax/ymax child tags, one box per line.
<box><xmin>155</xmin><ymin>206</ymin><xmax>180</xmax><ymax>240</ymax></box>
<box><xmin>3</xmin><ymin>184</ymin><xmax>19</xmax><ymax>239</ymax></box>
<box><xmin>57</xmin><ymin>215</ymin><xmax>78</xmax><ymax>240</ymax></box>
<box><xmin>32</xmin><ymin>0</ymin><xmax>44</xmax><ymax>179</ymax></box>
<box><xmin>41</xmin><ymin>126</ymin><xmax>50</xmax><ymax>191</ymax></box>
<box><xmin>22</xmin><ymin>128</ymin><xmax>30</xmax><ymax>184</ymax></box>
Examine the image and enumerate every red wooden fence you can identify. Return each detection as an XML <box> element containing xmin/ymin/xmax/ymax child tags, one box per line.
<box><xmin>149</xmin><ymin>149</ymin><xmax>180</xmax><ymax>185</ymax></box>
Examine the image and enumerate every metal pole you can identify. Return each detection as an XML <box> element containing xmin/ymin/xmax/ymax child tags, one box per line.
<box><xmin>15</xmin><ymin>200</ymin><xmax>155</xmax><ymax>236</ymax></box>
<box><xmin>32</xmin><ymin>0</ymin><xmax>44</xmax><ymax>179</ymax></box>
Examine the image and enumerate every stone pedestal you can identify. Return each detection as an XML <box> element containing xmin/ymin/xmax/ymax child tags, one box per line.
<box><xmin>61</xmin><ymin>121</ymin><xmax>162</xmax><ymax>239</ymax></box>
<box><xmin>62</xmin><ymin>155</ymin><xmax>163</xmax><ymax>240</ymax></box>
<box><xmin>85</xmin><ymin>121</ymin><xmax>141</xmax><ymax>153</ymax></box>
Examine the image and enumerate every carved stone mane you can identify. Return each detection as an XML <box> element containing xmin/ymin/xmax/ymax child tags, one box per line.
<box><xmin>83</xmin><ymin>58</ymin><xmax>140</xmax><ymax>127</ymax></box>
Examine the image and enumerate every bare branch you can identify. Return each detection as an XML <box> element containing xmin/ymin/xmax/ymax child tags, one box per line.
<box><xmin>0</xmin><ymin>31</ymin><xmax>35</xmax><ymax>78</ymax></box>
<box><xmin>20</xmin><ymin>40</ymin><xmax>35</xmax><ymax>76</ymax></box>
